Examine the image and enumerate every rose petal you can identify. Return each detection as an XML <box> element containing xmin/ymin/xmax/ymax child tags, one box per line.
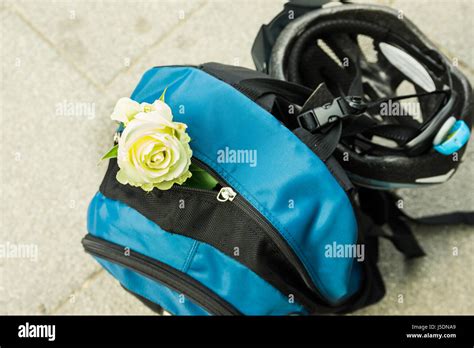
<box><xmin>111</xmin><ymin>97</ymin><xmax>141</xmax><ymax>124</ymax></box>
<box><xmin>151</xmin><ymin>99</ymin><xmax>173</xmax><ymax>121</ymax></box>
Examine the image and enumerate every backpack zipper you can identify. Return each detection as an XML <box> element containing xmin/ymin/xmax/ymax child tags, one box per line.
<box><xmin>190</xmin><ymin>158</ymin><xmax>324</xmax><ymax>301</ymax></box>
<box><xmin>82</xmin><ymin>234</ymin><xmax>241</xmax><ymax>316</ymax></box>
<box><xmin>216</xmin><ymin>187</ymin><xmax>237</xmax><ymax>202</ymax></box>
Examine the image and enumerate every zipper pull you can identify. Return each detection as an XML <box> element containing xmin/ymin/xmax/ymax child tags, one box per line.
<box><xmin>217</xmin><ymin>187</ymin><xmax>237</xmax><ymax>202</ymax></box>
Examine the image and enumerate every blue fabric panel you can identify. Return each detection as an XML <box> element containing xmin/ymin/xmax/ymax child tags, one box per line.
<box><xmin>95</xmin><ymin>257</ymin><xmax>211</xmax><ymax>315</ymax></box>
<box><xmin>87</xmin><ymin>192</ymin><xmax>306</xmax><ymax>315</ymax></box>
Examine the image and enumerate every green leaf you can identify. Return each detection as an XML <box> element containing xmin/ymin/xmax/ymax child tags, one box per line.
<box><xmin>159</xmin><ymin>87</ymin><xmax>168</xmax><ymax>102</ymax></box>
<box><xmin>100</xmin><ymin>144</ymin><xmax>118</xmax><ymax>161</ymax></box>
<box><xmin>182</xmin><ymin>163</ymin><xmax>218</xmax><ymax>190</ymax></box>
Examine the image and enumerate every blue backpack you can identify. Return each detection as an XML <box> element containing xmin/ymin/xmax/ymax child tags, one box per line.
<box><xmin>83</xmin><ymin>63</ymin><xmax>388</xmax><ymax>315</ymax></box>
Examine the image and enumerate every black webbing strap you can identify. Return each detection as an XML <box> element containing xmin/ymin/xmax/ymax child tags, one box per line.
<box><xmin>296</xmin><ymin>88</ymin><xmax>449</xmax><ymax>152</ymax></box>
<box><xmin>400</xmin><ymin>208</ymin><xmax>474</xmax><ymax>226</ymax></box>
<box><xmin>292</xmin><ymin>83</ymin><xmax>345</xmax><ymax>162</ymax></box>
<box><xmin>293</xmin><ymin>121</ymin><xmax>342</xmax><ymax>162</ymax></box>
<box><xmin>237</xmin><ymin>78</ymin><xmax>313</xmax><ymax>105</ymax></box>
<box><xmin>294</xmin><ymin>122</ymin><xmax>354</xmax><ymax>192</ymax></box>
<box><xmin>358</xmin><ymin>188</ymin><xmax>474</xmax><ymax>258</ymax></box>
<box><xmin>368</xmin><ymin>221</ymin><xmax>426</xmax><ymax>259</ymax></box>
<box><xmin>347</xmin><ymin>53</ymin><xmax>364</xmax><ymax>96</ymax></box>
<box><xmin>339</xmin><ymin>190</ymin><xmax>474</xmax><ymax>313</ymax></box>
<box><xmin>358</xmin><ymin>188</ymin><xmax>426</xmax><ymax>258</ymax></box>
<box><xmin>365</xmin><ymin>90</ymin><xmax>448</xmax><ymax>110</ymax></box>
<box><xmin>290</xmin><ymin>83</ymin><xmax>356</xmax><ymax>192</ymax></box>
<box><xmin>292</xmin><ymin>84</ymin><xmax>435</xmax><ymax>161</ymax></box>
<box><xmin>298</xmin><ymin>88</ymin><xmax>447</xmax><ymax>134</ymax></box>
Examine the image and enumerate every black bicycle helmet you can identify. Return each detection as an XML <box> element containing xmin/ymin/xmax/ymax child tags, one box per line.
<box><xmin>252</xmin><ymin>1</ymin><xmax>473</xmax><ymax>189</ymax></box>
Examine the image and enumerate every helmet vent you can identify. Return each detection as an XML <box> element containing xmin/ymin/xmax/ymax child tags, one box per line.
<box><xmin>395</xmin><ymin>81</ymin><xmax>423</xmax><ymax>123</ymax></box>
<box><xmin>357</xmin><ymin>35</ymin><xmax>378</xmax><ymax>63</ymax></box>
<box><xmin>317</xmin><ymin>39</ymin><xmax>343</xmax><ymax>67</ymax></box>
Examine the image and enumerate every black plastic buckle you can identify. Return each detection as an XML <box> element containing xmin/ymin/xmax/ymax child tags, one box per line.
<box><xmin>297</xmin><ymin>96</ymin><xmax>366</xmax><ymax>133</ymax></box>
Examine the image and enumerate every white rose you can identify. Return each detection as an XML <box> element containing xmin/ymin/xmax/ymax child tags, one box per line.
<box><xmin>115</xmin><ymin>104</ymin><xmax>192</xmax><ymax>191</ymax></box>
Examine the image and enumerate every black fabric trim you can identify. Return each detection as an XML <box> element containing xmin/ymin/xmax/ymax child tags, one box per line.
<box><xmin>200</xmin><ymin>63</ymin><xmax>312</xmax><ymax>107</ymax></box>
